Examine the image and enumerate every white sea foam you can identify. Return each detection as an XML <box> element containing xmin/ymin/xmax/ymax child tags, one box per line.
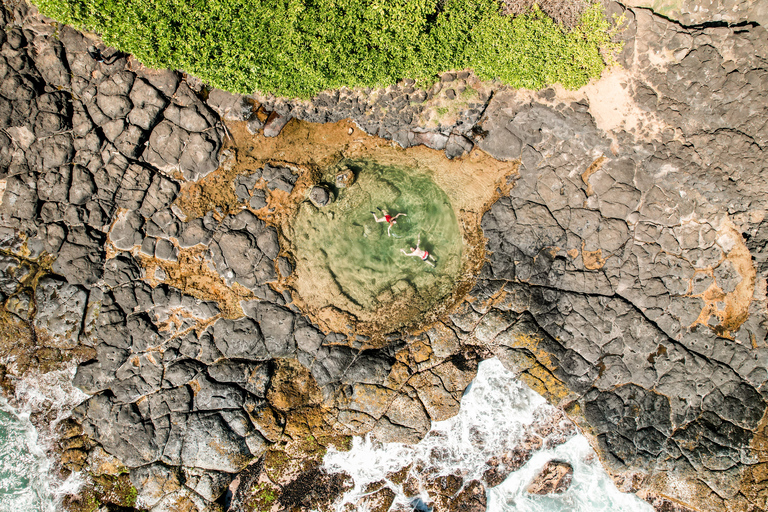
<box><xmin>323</xmin><ymin>358</ymin><xmax>654</xmax><ymax>512</ymax></box>
<box><xmin>0</xmin><ymin>362</ymin><xmax>89</xmax><ymax>510</ymax></box>
<box><xmin>488</xmin><ymin>435</ymin><xmax>649</xmax><ymax>512</ymax></box>
<box><xmin>13</xmin><ymin>362</ymin><xmax>90</xmax><ymax>426</ymax></box>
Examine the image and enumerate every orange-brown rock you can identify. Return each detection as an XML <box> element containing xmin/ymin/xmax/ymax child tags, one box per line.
<box><xmin>526</xmin><ymin>460</ymin><xmax>573</xmax><ymax>495</ymax></box>
<box><xmin>266</xmin><ymin>359</ymin><xmax>323</xmax><ymax>412</ymax></box>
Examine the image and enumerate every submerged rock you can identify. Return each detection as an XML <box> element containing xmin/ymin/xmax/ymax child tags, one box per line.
<box><xmin>335</xmin><ymin>166</ymin><xmax>355</xmax><ymax>188</ymax></box>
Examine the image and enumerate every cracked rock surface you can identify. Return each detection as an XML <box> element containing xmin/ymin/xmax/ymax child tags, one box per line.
<box><xmin>0</xmin><ymin>1</ymin><xmax>767</xmax><ymax>512</ymax></box>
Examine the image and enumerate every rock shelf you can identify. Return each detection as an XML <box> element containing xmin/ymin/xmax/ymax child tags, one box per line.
<box><xmin>0</xmin><ymin>1</ymin><xmax>767</xmax><ymax>511</ymax></box>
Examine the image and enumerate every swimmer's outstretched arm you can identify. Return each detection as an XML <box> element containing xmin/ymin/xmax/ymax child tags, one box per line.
<box><xmin>393</xmin><ymin>213</ymin><xmax>406</xmax><ymax>220</ymax></box>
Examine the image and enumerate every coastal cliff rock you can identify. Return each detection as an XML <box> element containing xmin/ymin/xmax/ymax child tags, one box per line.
<box><xmin>0</xmin><ymin>0</ymin><xmax>767</xmax><ymax>511</ymax></box>
<box><xmin>464</xmin><ymin>11</ymin><xmax>768</xmax><ymax>510</ymax></box>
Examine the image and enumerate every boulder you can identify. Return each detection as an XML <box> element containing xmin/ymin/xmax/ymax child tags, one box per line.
<box><xmin>77</xmin><ymin>395</ymin><xmax>162</xmax><ymax>468</ymax></box>
<box><xmin>371</xmin><ymin>392</ymin><xmax>431</xmax><ymax>444</ymax></box>
<box><xmin>128</xmin><ymin>78</ymin><xmax>168</xmax><ymax>130</ymax></box>
<box><xmin>52</xmin><ymin>228</ymin><xmax>105</xmax><ymax>286</ymax></box>
<box><xmin>0</xmin><ymin>254</ymin><xmax>22</xmax><ymax>298</ymax></box>
<box><xmin>177</xmin><ymin>218</ymin><xmax>213</xmax><ymax>248</ymax></box>
<box><xmin>263</xmin><ymin>164</ymin><xmax>297</xmax><ymax>193</ymax></box>
<box><xmin>96</xmin><ymin>94</ymin><xmax>132</xmax><ymax>119</ymax></box>
<box><xmin>130</xmin><ymin>463</ymin><xmax>183</xmax><ymax>510</ymax></box>
<box><xmin>206</xmin><ymin>88</ymin><xmax>254</xmax><ymax>121</ymax></box>
<box><xmin>211</xmin><ymin>317</ymin><xmax>268</xmax><ymax>360</ymax></box>
<box><xmin>182</xmin><ymin>467</ymin><xmax>233</xmax><ymax>503</ymax></box>
<box><xmin>248</xmin><ymin>302</ymin><xmax>296</xmax><ymax>357</ymax></box>
<box><xmin>309</xmin><ymin>185</ymin><xmax>332</xmax><ymax>207</ymax></box>
<box><xmin>263</xmin><ymin>111</ymin><xmax>291</xmax><ymax>137</ymax></box>
<box><xmin>526</xmin><ymin>460</ymin><xmax>573</xmax><ymax>495</ymax></box>
<box><xmin>249</xmin><ymin>189</ymin><xmax>267</xmax><ymax>209</ymax></box>
<box><xmin>334</xmin><ymin>167</ymin><xmax>355</xmax><ymax>188</ymax></box>
<box><xmin>207</xmin><ymin>360</ymin><xmax>270</xmax><ymax>398</ymax></box>
<box><xmin>139</xmin><ymin>174</ymin><xmax>180</xmax><ymax>218</ymax></box>
<box><xmin>109</xmin><ymin>209</ymin><xmax>144</xmax><ymax>250</ymax></box>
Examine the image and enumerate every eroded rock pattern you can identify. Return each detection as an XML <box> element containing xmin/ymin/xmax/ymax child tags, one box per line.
<box><xmin>0</xmin><ymin>1</ymin><xmax>767</xmax><ymax>511</ymax></box>
<box><xmin>464</xmin><ymin>11</ymin><xmax>768</xmax><ymax>510</ymax></box>
<box><xmin>624</xmin><ymin>0</ymin><xmax>768</xmax><ymax>27</ymax></box>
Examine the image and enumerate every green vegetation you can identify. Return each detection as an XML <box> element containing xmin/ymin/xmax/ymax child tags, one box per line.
<box><xmin>64</xmin><ymin>474</ymin><xmax>140</xmax><ymax>512</ymax></box>
<box><xmin>35</xmin><ymin>0</ymin><xmax>620</xmax><ymax>97</ymax></box>
<box><xmin>248</xmin><ymin>482</ymin><xmax>279</xmax><ymax>511</ymax></box>
<box><xmin>125</xmin><ymin>485</ymin><xmax>138</xmax><ymax>508</ymax></box>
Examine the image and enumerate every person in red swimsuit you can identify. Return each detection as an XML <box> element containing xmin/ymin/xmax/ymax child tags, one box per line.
<box><xmin>401</xmin><ymin>235</ymin><xmax>436</xmax><ymax>267</ymax></box>
<box><xmin>371</xmin><ymin>208</ymin><xmax>406</xmax><ymax>237</ymax></box>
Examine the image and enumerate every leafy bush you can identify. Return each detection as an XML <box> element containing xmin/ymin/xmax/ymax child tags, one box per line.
<box><xmin>34</xmin><ymin>0</ymin><xmax>619</xmax><ymax>98</ymax></box>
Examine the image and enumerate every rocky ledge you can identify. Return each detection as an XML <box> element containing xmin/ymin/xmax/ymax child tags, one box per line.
<box><xmin>0</xmin><ymin>1</ymin><xmax>767</xmax><ymax>511</ymax></box>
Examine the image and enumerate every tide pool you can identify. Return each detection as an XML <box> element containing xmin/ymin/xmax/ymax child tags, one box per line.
<box><xmin>291</xmin><ymin>159</ymin><xmax>464</xmax><ymax>331</ymax></box>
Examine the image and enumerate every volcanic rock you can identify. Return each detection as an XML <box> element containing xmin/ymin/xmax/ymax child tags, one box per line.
<box><xmin>526</xmin><ymin>460</ymin><xmax>573</xmax><ymax>495</ymax></box>
<box><xmin>309</xmin><ymin>185</ymin><xmax>332</xmax><ymax>207</ymax></box>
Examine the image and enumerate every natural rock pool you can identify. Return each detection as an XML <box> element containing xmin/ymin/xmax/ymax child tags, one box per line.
<box><xmin>291</xmin><ymin>160</ymin><xmax>462</xmax><ymax>332</ymax></box>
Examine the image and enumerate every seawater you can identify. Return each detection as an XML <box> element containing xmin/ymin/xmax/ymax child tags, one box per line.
<box><xmin>0</xmin><ymin>365</ymin><xmax>86</xmax><ymax>511</ymax></box>
<box><xmin>0</xmin><ymin>401</ymin><xmax>60</xmax><ymax>511</ymax></box>
<box><xmin>292</xmin><ymin>159</ymin><xmax>463</xmax><ymax>312</ymax></box>
<box><xmin>323</xmin><ymin>358</ymin><xmax>654</xmax><ymax>512</ymax></box>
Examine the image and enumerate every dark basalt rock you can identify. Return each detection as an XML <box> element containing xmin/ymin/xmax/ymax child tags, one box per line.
<box><xmin>33</xmin><ymin>276</ymin><xmax>87</xmax><ymax>349</ymax></box>
<box><xmin>211</xmin><ymin>317</ymin><xmax>268</xmax><ymax>360</ymax></box>
<box><xmin>262</xmin><ymin>163</ymin><xmax>298</xmax><ymax>193</ymax></box>
<box><xmin>109</xmin><ymin>210</ymin><xmax>144</xmax><ymax>250</ymax></box>
<box><xmin>2</xmin><ymin>2</ymin><xmax>768</xmax><ymax>511</ymax></box>
<box><xmin>309</xmin><ymin>185</ymin><xmax>332</xmax><ymax>207</ymax></box>
<box><xmin>263</xmin><ymin>111</ymin><xmax>291</xmax><ymax>137</ymax></box>
<box><xmin>206</xmin><ymin>88</ymin><xmax>255</xmax><ymax>122</ymax></box>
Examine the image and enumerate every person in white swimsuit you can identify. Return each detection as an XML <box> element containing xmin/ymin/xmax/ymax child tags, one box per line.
<box><xmin>401</xmin><ymin>235</ymin><xmax>436</xmax><ymax>267</ymax></box>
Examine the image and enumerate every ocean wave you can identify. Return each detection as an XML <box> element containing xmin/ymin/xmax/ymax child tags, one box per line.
<box><xmin>0</xmin><ymin>362</ymin><xmax>89</xmax><ymax>511</ymax></box>
<box><xmin>323</xmin><ymin>358</ymin><xmax>654</xmax><ymax>512</ymax></box>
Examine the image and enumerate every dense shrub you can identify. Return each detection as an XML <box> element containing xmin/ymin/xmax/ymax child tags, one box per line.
<box><xmin>34</xmin><ymin>0</ymin><xmax>620</xmax><ymax>98</ymax></box>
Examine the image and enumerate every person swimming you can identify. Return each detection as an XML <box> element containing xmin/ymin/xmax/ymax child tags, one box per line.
<box><xmin>371</xmin><ymin>208</ymin><xmax>406</xmax><ymax>237</ymax></box>
<box><xmin>401</xmin><ymin>235</ymin><xmax>436</xmax><ymax>267</ymax></box>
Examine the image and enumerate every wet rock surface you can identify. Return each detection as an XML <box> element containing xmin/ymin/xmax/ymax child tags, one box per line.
<box><xmin>526</xmin><ymin>460</ymin><xmax>573</xmax><ymax>495</ymax></box>
<box><xmin>0</xmin><ymin>1</ymin><xmax>767</xmax><ymax>512</ymax></box>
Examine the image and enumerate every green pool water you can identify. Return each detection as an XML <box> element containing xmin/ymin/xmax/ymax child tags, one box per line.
<box><xmin>292</xmin><ymin>160</ymin><xmax>462</xmax><ymax>320</ymax></box>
